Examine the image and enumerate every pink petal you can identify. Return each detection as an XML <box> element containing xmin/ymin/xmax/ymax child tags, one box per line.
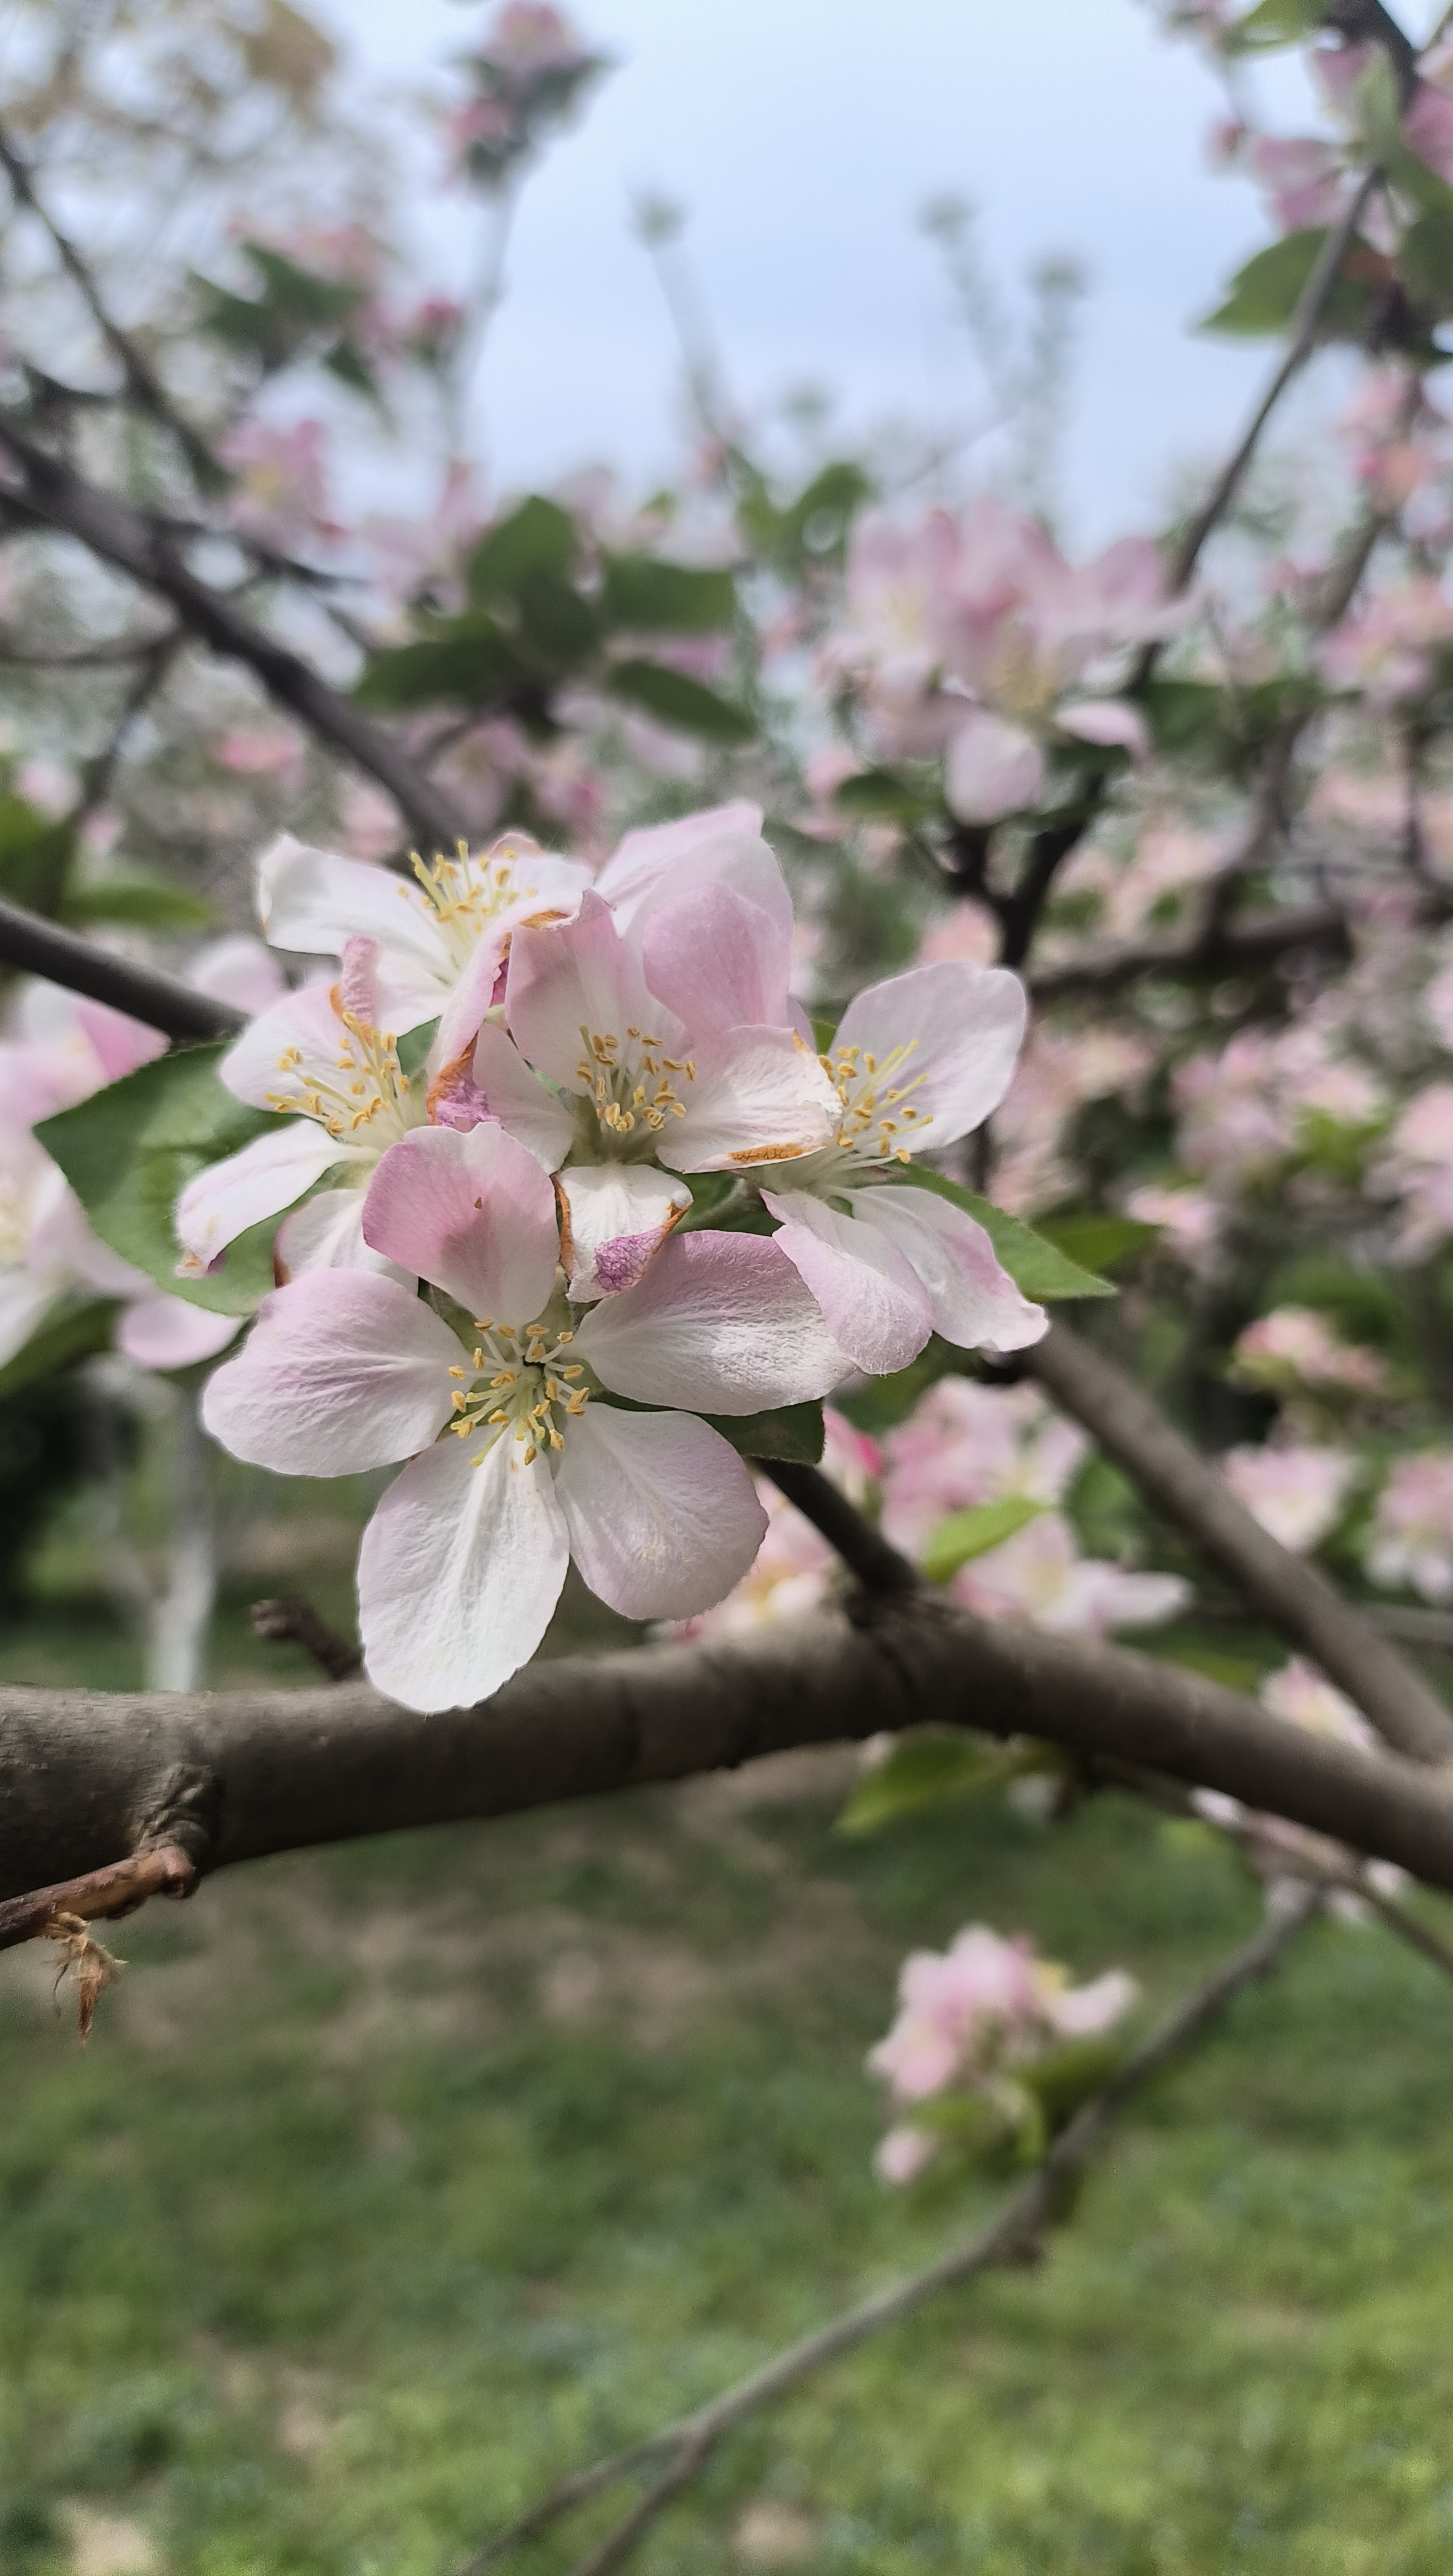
<box><xmin>1056</xmin><ymin>697</ymin><xmax>1149</xmax><ymax>758</ymax></box>
<box><xmin>428</xmin><ymin>920</ymin><xmax>514</xmax><ymax>1069</ymax></box>
<box><xmin>72</xmin><ymin>998</ymin><xmax>168</xmax><ymax>1086</ymax></box>
<box><xmin>557</xmin><ymin>1163</ymin><xmax>691</xmax><ymax>1300</ymax></box>
<box><xmin>664</xmin><ymin>1026</ymin><xmax>840</xmax><ymax>1172</ymax></box>
<box><xmin>845</xmin><ymin>1187</ymin><xmax>1046</xmax><ymax>1353</ymax></box>
<box><xmin>464</xmin><ymin>1022</ymin><xmax>577</xmax><ymax>1170</ymax></box>
<box><xmin>116</xmin><ymin>1296</ymin><xmax>242</xmax><ymax>1371</ymax></box>
<box><xmin>641</xmin><ymin>879</ymin><xmax>794</xmax><ymax>1035</ymax></box>
<box><xmin>944</xmin><ymin>710</ymin><xmax>1045</xmax><ymax>823</ymax></box>
<box><xmin>574</xmin><ymin>1228</ymin><xmax>851</xmax><ymax>1412</ymax></box>
<box><xmin>596</xmin><ymin>800</ymin><xmax>789</xmax><ymax>941</ymax></box>
<box><xmin>761</xmin><ymin>1188</ymin><xmax>932</xmax><ymax>1375</ymax></box>
<box><xmin>833</xmin><ymin>960</ymin><xmax>1027</xmax><ymax>1150</ymax></box>
<box><xmin>362</xmin><ymin>1124</ymin><xmax>559</xmax><ymax>1323</ymax></box>
<box><xmin>358</xmin><ymin>1430</ymin><xmax>569</xmax><ymax>1711</ymax></box>
<box><xmin>174</xmin><ymin>1121</ymin><xmax>351</xmax><ymax>1274</ymax></box>
<box><xmin>187</xmin><ymin>933</ymin><xmax>286</xmax><ymax>1018</ymax></box>
<box><xmin>505</xmin><ymin>891</ymin><xmax>667</xmax><ymax>1091</ymax></box>
<box><xmin>557</xmin><ymin>1405</ymin><xmax>768</xmax><ymax>1618</ymax></box>
<box><xmin>201</xmin><ymin>1270</ymin><xmax>460</xmax><ymax>1473</ymax></box>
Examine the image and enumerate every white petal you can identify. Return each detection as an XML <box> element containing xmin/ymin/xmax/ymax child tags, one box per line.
<box><xmin>641</xmin><ymin>879</ymin><xmax>794</xmax><ymax>1036</ymax></box>
<box><xmin>664</xmin><ymin>1027</ymin><xmax>840</xmax><ymax>1171</ymax></box>
<box><xmin>201</xmin><ymin>1271</ymin><xmax>460</xmax><ymax>1474</ymax></box>
<box><xmin>258</xmin><ymin>832</ymin><xmax>452</xmax><ymax>989</ymax></box>
<box><xmin>219</xmin><ymin>984</ymin><xmax>352</xmax><ymax>1112</ymax></box>
<box><xmin>944</xmin><ymin>710</ymin><xmax>1045</xmax><ymax>823</ymax></box>
<box><xmin>557</xmin><ymin>1163</ymin><xmax>691</xmax><ymax>1299</ymax></box>
<box><xmin>833</xmin><ymin>960</ymin><xmax>1026</xmax><ymax>1150</ymax></box>
<box><xmin>760</xmin><ymin>1188</ymin><xmax>932</xmax><ymax>1375</ymax></box>
<box><xmin>465</xmin><ymin>1022</ymin><xmax>577</xmax><ymax>1171</ymax></box>
<box><xmin>174</xmin><ymin>1122</ymin><xmax>353</xmax><ymax>1272</ymax></box>
<box><xmin>274</xmin><ymin>1188</ymin><xmax>412</xmax><ymax>1285</ymax></box>
<box><xmin>557</xmin><ymin>1406</ymin><xmax>768</xmax><ymax>1618</ymax></box>
<box><xmin>362</xmin><ymin>1124</ymin><xmax>560</xmax><ymax>1323</ymax></box>
<box><xmin>574</xmin><ymin>1230</ymin><xmax>850</xmax><ymax>1412</ymax></box>
<box><xmin>116</xmin><ymin>1296</ymin><xmax>242</xmax><ymax>1370</ymax></box>
<box><xmin>505</xmin><ymin>891</ymin><xmax>667</xmax><ymax>1092</ymax></box>
<box><xmin>845</xmin><ymin>1186</ymin><xmax>1046</xmax><ymax>1353</ymax></box>
<box><xmin>0</xmin><ymin>1273</ymin><xmax>63</xmax><ymax>1371</ymax></box>
<box><xmin>358</xmin><ymin>1432</ymin><xmax>569</xmax><ymax>1711</ymax></box>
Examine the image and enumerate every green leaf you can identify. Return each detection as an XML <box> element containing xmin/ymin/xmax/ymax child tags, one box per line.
<box><xmin>355</xmin><ymin>614</ymin><xmax>523</xmax><ymax>712</ymax></box>
<box><xmin>599</xmin><ymin>554</ymin><xmax>736</xmax><ymax>633</ymax></box>
<box><xmin>0</xmin><ymin>795</ymin><xmax>74</xmax><ymax>920</ymax></box>
<box><xmin>711</xmin><ymin>1399</ymin><xmax>825</xmax><ymax>1465</ymax></box>
<box><xmin>467</xmin><ymin>497</ymin><xmax>578</xmax><ymax>606</ymax></box>
<box><xmin>35</xmin><ymin>1046</ymin><xmax>282</xmax><ymax>1317</ymax></box>
<box><xmin>513</xmin><ymin>570</ymin><xmax>600</xmax><ymax>671</ymax></box>
<box><xmin>837</xmin><ymin>1728</ymin><xmax>1032</xmax><ymax>1836</ymax></box>
<box><xmin>397</xmin><ymin>1019</ymin><xmax>440</xmax><ymax>1080</ymax></box>
<box><xmin>1398</xmin><ymin>205</ymin><xmax>1453</xmax><ymax>319</ymax></box>
<box><xmin>1222</xmin><ymin>0</ymin><xmax>1322</xmax><ymax>52</ymax></box>
<box><xmin>832</xmin><ymin>767</ymin><xmax>935</xmax><ymax>821</ymax></box>
<box><xmin>1032</xmin><ymin>1213</ymin><xmax>1159</xmax><ymax>1275</ymax></box>
<box><xmin>881</xmin><ymin>1169</ymin><xmax>1115</xmax><ymax>1299</ymax></box>
<box><xmin>0</xmin><ymin>1297</ymin><xmax>121</xmax><ymax>1401</ymax></box>
<box><xmin>1201</xmin><ymin>228</ymin><xmax>1384</xmax><ymax>342</ymax></box>
<box><xmin>921</xmin><ymin>1496</ymin><xmax>1045</xmax><ymax>1585</ymax></box>
<box><xmin>1020</xmin><ymin>2037</ymin><xmax>1125</xmax><ymax>2130</ymax></box>
<box><xmin>604</xmin><ymin>658</ymin><xmax>756</xmax><ymax>743</ymax></box>
<box><xmin>62</xmin><ymin>875</ymin><xmax>214</xmax><ymax>932</ymax></box>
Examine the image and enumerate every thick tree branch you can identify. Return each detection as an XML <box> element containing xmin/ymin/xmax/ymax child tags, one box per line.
<box><xmin>1029</xmin><ymin>1320</ymin><xmax>1453</xmax><ymax>1767</ymax></box>
<box><xmin>11</xmin><ymin>1603</ymin><xmax>1453</xmax><ymax>1918</ymax></box>
<box><xmin>1028</xmin><ymin>897</ymin><xmax>1349</xmax><ymax>1003</ymax></box>
<box><xmin>466</xmin><ymin>1892</ymin><xmax>1317</xmax><ymax>2575</ymax></box>
<box><xmin>0</xmin><ymin>420</ymin><xmax>468</xmax><ymax>850</ymax></box>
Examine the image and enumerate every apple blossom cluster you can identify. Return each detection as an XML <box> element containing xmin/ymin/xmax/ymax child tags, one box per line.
<box><xmin>1194</xmin><ymin>1657</ymin><xmax>1409</xmax><ymax>1921</ymax></box>
<box><xmin>194</xmin><ymin>803</ymin><xmax>1050</xmax><ymax>1711</ymax></box>
<box><xmin>868</xmin><ymin>1925</ymin><xmax>1138</xmax><ymax>2187</ymax></box>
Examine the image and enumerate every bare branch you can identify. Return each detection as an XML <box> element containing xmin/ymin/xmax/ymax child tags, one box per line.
<box><xmin>0</xmin><ymin>1841</ymin><xmax>194</xmax><ymax>1955</ymax></box>
<box><xmin>756</xmin><ymin>1460</ymin><xmax>919</xmax><ymax>1594</ymax></box>
<box><xmin>249</xmin><ymin>1596</ymin><xmax>363</xmax><ymax>1682</ymax></box>
<box><xmin>12</xmin><ymin>1602</ymin><xmax>1453</xmax><ymax>1913</ymax></box>
<box><xmin>1028</xmin><ymin>1320</ymin><xmax>1453</xmax><ymax>1767</ymax></box>
<box><xmin>0</xmin><ymin>896</ymin><xmax>244</xmax><ymax>1038</ymax></box>
<box><xmin>0</xmin><ymin>419</ymin><xmax>469</xmax><ymax>850</ymax></box>
<box><xmin>465</xmin><ymin>1891</ymin><xmax>1317</xmax><ymax>2574</ymax></box>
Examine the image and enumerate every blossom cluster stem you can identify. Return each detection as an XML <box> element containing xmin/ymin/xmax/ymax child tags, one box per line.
<box><xmin>462</xmin><ymin>1890</ymin><xmax>1319</xmax><ymax>2576</ymax></box>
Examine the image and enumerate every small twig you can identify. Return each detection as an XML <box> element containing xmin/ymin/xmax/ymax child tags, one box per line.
<box><xmin>464</xmin><ymin>1892</ymin><xmax>1315</xmax><ymax>2574</ymax></box>
<box><xmin>0</xmin><ymin>895</ymin><xmax>244</xmax><ymax>1038</ymax></box>
<box><xmin>250</xmin><ymin>1596</ymin><xmax>363</xmax><ymax>1683</ymax></box>
<box><xmin>754</xmin><ymin>1460</ymin><xmax>919</xmax><ymax>1596</ymax></box>
<box><xmin>0</xmin><ymin>1841</ymin><xmax>196</xmax><ymax>1957</ymax></box>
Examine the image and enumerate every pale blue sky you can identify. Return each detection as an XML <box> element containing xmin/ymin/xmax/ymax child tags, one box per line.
<box><xmin>320</xmin><ymin>0</ymin><xmax>1436</xmax><ymax>545</ymax></box>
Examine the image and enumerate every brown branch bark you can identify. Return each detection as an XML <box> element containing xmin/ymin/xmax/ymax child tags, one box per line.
<box><xmin>0</xmin><ymin>419</ymin><xmax>469</xmax><ymax>850</ymax></box>
<box><xmin>0</xmin><ymin>896</ymin><xmax>245</xmax><ymax>1039</ymax></box>
<box><xmin>1028</xmin><ymin>1319</ymin><xmax>1453</xmax><ymax>1767</ymax></box>
<box><xmin>465</xmin><ymin>1891</ymin><xmax>1317</xmax><ymax>2575</ymax></box>
<box><xmin>1027</xmin><ymin>898</ymin><xmax>1349</xmax><ymax>1003</ymax></box>
<box><xmin>10</xmin><ymin>1601</ymin><xmax>1453</xmax><ymax>1919</ymax></box>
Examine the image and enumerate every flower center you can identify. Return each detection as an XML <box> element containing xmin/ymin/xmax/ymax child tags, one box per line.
<box><xmin>574</xmin><ymin>1023</ymin><xmax>696</xmax><ymax>1159</ymax></box>
<box><xmin>411</xmin><ymin>835</ymin><xmax>561</xmax><ymax>971</ymax></box>
<box><xmin>0</xmin><ymin>1172</ymin><xmax>30</xmax><ymax>1266</ymax></box>
<box><xmin>266</xmin><ymin>999</ymin><xmax>421</xmax><ymax>1145</ymax></box>
<box><xmin>823</xmin><ymin>1040</ymin><xmax>928</xmax><ymax>1163</ymax></box>
<box><xmin>445</xmin><ymin>1317</ymin><xmax>590</xmax><ymax>1467</ymax></box>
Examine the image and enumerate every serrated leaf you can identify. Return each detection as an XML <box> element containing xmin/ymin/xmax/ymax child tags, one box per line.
<box><xmin>0</xmin><ymin>1296</ymin><xmax>120</xmax><ymax>1401</ymax></box>
<box><xmin>513</xmin><ymin>569</ymin><xmax>600</xmax><ymax>670</ymax></box>
<box><xmin>1398</xmin><ymin>205</ymin><xmax>1453</xmax><ymax>318</ymax></box>
<box><xmin>880</xmin><ymin>1169</ymin><xmax>1115</xmax><ymax>1299</ymax></box>
<box><xmin>713</xmin><ymin>1398</ymin><xmax>825</xmax><ymax>1464</ymax></box>
<box><xmin>62</xmin><ymin>876</ymin><xmax>214</xmax><ymax>932</ymax></box>
<box><xmin>604</xmin><ymin>658</ymin><xmax>756</xmax><ymax>743</ymax></box>
<box><xmin>837</xmin><ymin>1729</ymin><xmax>1030</xmax><ymax>1834</ymax></box>
<box><xmin>599</xmin><ymin>553</ymin><xmax>735</xmax><ymax>633</ymax></box>
<box><xmin>921</xmin><ymin>1496</ymin><xmax>1045</xmax><ymax>1585</ymax></box>
<box><xmin>1033</xmin><ymin>1213</ymin><xmax>1159</xmax><ymax>1275</ymax></box>
<box><xmin>35</xmin><ymin>1046</ymin><xmax>282</xmax><ymax>1316</ymax></box>
<box><xmin>467</xmin><ymin>496</ymin><xmax>577</xmax><ymax>606</ymax></box>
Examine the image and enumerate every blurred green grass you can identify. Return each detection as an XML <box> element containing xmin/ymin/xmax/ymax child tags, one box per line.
<box><xmin>4</xmin><ymin>1658</ymin><xmax>1453</xmax><ymax>2574</ymax></box>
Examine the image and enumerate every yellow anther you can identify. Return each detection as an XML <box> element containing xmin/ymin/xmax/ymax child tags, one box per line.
<box><xmin>561</xmin><ymin>1365</ymin><xmax>583</xmax><ymax>1379</ymax></box>
<box><xmin>523</xmin><ymin>1443</ymin><xmax>537</xmax><ymax>1465</ymax></box>
<box><xmin>489</xmin><ymin>1408</ymin><xmax>509</xmax><ymax>1424</ymax></box>
<box><xmin>448</xmin><ymin>1365</ymin><xmax>468</xmax><ymax>1380</ymax></box>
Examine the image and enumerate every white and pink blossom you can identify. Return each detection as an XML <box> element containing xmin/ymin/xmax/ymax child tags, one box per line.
<box><xmin>1220</xmin><ymin>1441</ymin><xmax>1357</xmax><ymax>1553</ymax></box>
<box><xmin>1366</xmin><ymin>1450</ymin><xmax>1453</xmax><ymax>1602</ymax></box>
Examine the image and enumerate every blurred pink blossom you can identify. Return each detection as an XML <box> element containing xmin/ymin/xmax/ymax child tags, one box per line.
<box><xmin>953</xmin><ymin>1509</ymin><xmax>1189</xmax><ymax>1635</ymax></box>
<box><xmin>1220</xmin><ymin>1441</ymin><xmax>1356</xmax><ymax>1552</ymax></box>
<box><xmin>1319</xmin><ymin>579</ymin><xmax>1453</xmax><ymax>707</ymax></box>
<box><xmin>1378</xmin><ymin>1082</ymin><xmax>1453</xmax><ymax>1257</ymax></box>
<box><xmin>1231</xmin><ymin>1306</ymin><xmax>1386</xmax><ymax>1397</ymax></box>
<box><xmin>666</xmin><ymin>1409</ymin><xmax>880</xmax><ymax>1642</ymax></box>
<box><xmin>1366</xmin><ymin>1450</ymin><xmax>1453</xmax><ymax>1602</ymax></box>
<box><xmin>222</xmin><ymin>418</ymin><xmax>338</xmax><ymax>555</ymax></box>
<box><xmin>879</xmin><ymin>1375</ymin><xmax>1087</xmax><ymax>1557</ymax></box>
<box><xmin>1123</xmin><ymin>1184</ymin><xmax>1223</xmax><ymax>1265</ymax></box>
<box><xmin>916</xmin><ymin>902</ymin><xmax>998</xmax><ymax>968</ymax></box>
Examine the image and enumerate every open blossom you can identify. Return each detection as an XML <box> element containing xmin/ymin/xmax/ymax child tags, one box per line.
<box><xmin>1377</xmin><ymin>1084</ymin><xmax>1453</xmax><ymax>1258</ymax></box>
<box><xmin>1123</xmin><ymin>1184</ymin><xmax>1223</xmax><ymax>1266</ymax></box>
<box><xmin>992</xmin><ymin>1024</ymin><xmax>1152</xmax><ymax>1217</ymax></box>
<box><xmin>1175</xmin><ymin>1025</ymin><xmax>1382</xmax><ymax>1188</ymax></box>
<box><xmin>869</xmin><ymin>1924</ymin><xmax>1137</xmax><ymax>2185</ymax></box>
<box><xmin>879</xmin><ymin>1375</ymin><xmax>1087</xmax><ymax>1557</ymax></box>
<box><xmin>826</xmin><ymin>498</ymin><xmax>1179</xmax><ymax>824</ymax></box>
<box><xmin>221</xmin><ymin>418</ymin><xmax>339</xmax><ymax>555</ymax></box>
<box><xmin>174</xmin><ymin>826</ymin><xmax>592</xmax><ymax>1282</ymax></box>
<box><xmin>1194</xmin><ymin>1660</ymin><xmax>1407</xmax><ymax>1916</ymax></box>
<box><xmin>1319</xmin><ymin>579</ymin><xmax>1453</xmax><ymax>707</ymax></box>
<box><xmin>952</xmin><ymin>1509</ymin><xmax>1189</xmax><ymax>1637</ymax></box>
<box><xmin>1221</xmin><ymin>1442</ymin><xmax>1357</xmax><ymax>1553</ymax></box>
<box><xmin>202</xmin><ymin>1121</ymin><xmax>850</xmax><ymax>1713</ymax></box>
<box><xmin>1231</xmin><ymin>1307</ymin><xmax>1387</xmax><ymax>1398</ymax></box>
<box><xmin>1365</xmin><ymin>1450</ymin><xmax>1453</xmax><ymax>1602</ymax></box>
